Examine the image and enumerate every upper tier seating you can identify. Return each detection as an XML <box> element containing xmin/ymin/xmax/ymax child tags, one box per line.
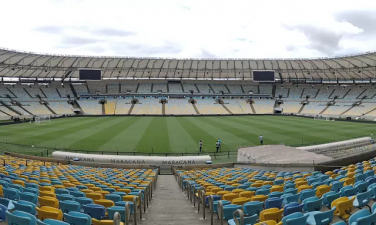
<box><xmin>0</xmin><ymin>155</ymin><xmax>156</xmax><ymax>225</ymax></box>
<box><xmin>73</xmin><ymin>85</ymin><xmax>89</xmax><ymax>96</ymax></box>
<box><xmin>242</xmin><ymin>85</ymin><xmax>259</xmax><ymax>94</ymax></box>
<box><xmin>152</xmin><ymin>83</ymin><xmax>168</xmax><ymax>93</ymax></box>
<box><xmin>107</xmin><ymin>84</ymin><xmax>119</xmax><ymax>94</ymax></box>
<box><xmin>121</xmin><ymin>83</ymin><xmax>138</xmax><ymax>93</ymax></box>
<box><xmin>182</xmin><ymin>83</ymin><xmax>198</xmax><ymax>93</ymax></box>
<box><xmin>88</xmin><ymin>83</ymin><xmax>106</xmax><ymax>94</ymax></box>
<box><xmin>275</xmin><ymin>87</ymin><xmax>289</xmax><ymax>98</ymax></box>
<box><xmin>226</xmin><ymin>84</ymin><xmax>243</xmax><ymax>94</ymax></box>
<box><xmin>210</xmin><ymin>84</ymin><xmax>229</xmax><ymax>94</ymax></box>
<box><xmin>196</xmin><ymin>84</ymin><xmax>212</xmax><ymax>94</ymax></box>
<box><xmin>259</xmin><ymin>85</ymin><xmax>273</xmax><ymax>95</ymax></box>
<box><xmin>0</xmin><ymin>85</ymin><xmax>16</xmax><ymax>98</ymax></box>
<box><xmin>168</xmin><ymin>84</ymin><xmax>183</xmax><ymax>93</ymax></box>
<box><xmin>137</xmin><ymin>84</ymin><xmax>152</xmax><ymax>93</ymax></box>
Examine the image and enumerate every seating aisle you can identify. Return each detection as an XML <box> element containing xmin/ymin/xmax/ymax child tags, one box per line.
<box><xmin>139</xmin><ymin>175</ymin><xmax>208</xmax><ymax>225</ymax></box>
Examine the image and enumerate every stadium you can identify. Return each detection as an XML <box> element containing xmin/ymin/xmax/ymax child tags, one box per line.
<box><xmin>1</xmin><ymin>1</ymin><xmax>376</xmax><ymax>224</ymax></box>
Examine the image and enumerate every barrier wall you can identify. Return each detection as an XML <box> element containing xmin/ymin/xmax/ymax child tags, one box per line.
<box><xmin>52</xmin><ymin>151</ymin><xmax>211</xmax><ymax>165</ymax></box>
<box><xmin>297</xmin><ymin>137</ymin><xmax>373</xmax><ymax>152</ymax></box>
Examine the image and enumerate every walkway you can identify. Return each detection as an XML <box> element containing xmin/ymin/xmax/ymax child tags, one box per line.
<box><xmin>139</xmin><ymin>175</ymin><xmax>210</xmax><ymax>225</ymax></box>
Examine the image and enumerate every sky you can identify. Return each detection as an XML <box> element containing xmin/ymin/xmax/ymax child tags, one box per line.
<box><xmin>0</xmin><ymin>0</ymin><xmax>376</xmax><ymax>59</ymax></box>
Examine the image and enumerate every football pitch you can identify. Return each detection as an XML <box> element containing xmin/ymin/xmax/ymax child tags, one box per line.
<box><xmin>0</xmin><ymin>115</ymin><xmax>375</xmax><ymax>156</ymax></box>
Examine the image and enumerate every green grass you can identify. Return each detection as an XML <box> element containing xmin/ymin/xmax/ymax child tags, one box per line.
<box><xmin>0</xmin><ymin>115</ymin><xmax>375</xmax><ymax>156</ymax></box>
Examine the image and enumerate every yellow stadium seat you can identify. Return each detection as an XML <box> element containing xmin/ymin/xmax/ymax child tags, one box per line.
<box><xmin>36</xmin><ymin>206</ymin><xmax>63</xmax><ymax>221</ymax></box>
<box><xmin>239</xmin><ymin>191</ymin><xmax>255</xmax><ymax>199</ymax></box>
<box><xmin>231</xmin><ymin>197</ymin><xmax>250</xmax><ymax>205</ymax></box>
<box><xmin>331</xmin><ymin>196</ymin><xmax>355</xmax><ymax>219</ymax></box>
<box><xmin>38</xmin><ymin>196</ymin><xmax>60</xmax><ymax>208</ymax></box>
<box><xmin>251</xmin><ymin>195</ymin><xmax>268</xmax><ymax>202</ymax></box>
<box><xmin>86</xmin><ymin>192</ymin><xmax>103</xmax><ymax>201</ymax></box>
<box><xmin>316</xmin><ymin>185</ymin><xmax>332</xmax><ymax>198</ymax></box>
<box><xmin>40</xmin><ymin>191</ymin><xmax>56</xmax><ymax>198</ymax></box>
<box><xmin>92</xmin><ymin>218</ymin><xmax>124</xmax><ymax>225</ymax></box>
<box><xmin>259</xmin><ymin>208</ymin><xmax>284</xmax><ymax>223</ymax></box>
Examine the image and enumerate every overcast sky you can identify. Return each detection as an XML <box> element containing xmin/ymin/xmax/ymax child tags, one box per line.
<box><xmin>0</xmin><ymin>0</ymin><xmax>376</xmax><ymax>59</ymax></box>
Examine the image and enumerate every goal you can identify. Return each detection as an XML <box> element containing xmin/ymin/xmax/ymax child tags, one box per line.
<box><xmin>314</xmin><ymin>115</ymin><xmax>330</xmax><ymax>121</ymax></box>
<box><xmin>35</xmin><ymin>115</ymin><xmax>51</xmax><ymax>124</ymax></box>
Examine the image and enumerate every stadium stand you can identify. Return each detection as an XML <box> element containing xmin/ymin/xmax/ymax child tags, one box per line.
<box><xmin>168</xmin><ymin>83</ymin><xmax>183</xmax><ymax>93</ymax></box>
<box><xmin>73</xmin><ymin>84</ymin><xmax>89</xmax><ymax>96</ymax></box>
<box><xmin>253</xmin><ymin>100</ymin><xmax>274</xmax><ymax>114</ymax></box>
<box><xmin>275</xmin><ymin>86</ymin><xmax>289</xmax><ymax>98</ymax></box>
<box><xmin>152</xmin><ymin>83</ymin><xmax>168</xmax><ymax>93</ymax></box>
<box><xmin>226</xmin><ymin>84</ymin><xmax>244</xmax><ymax>94</ymax></box>
<box><xmin>177</xmin><ymin>157</ymin><xmax>376</xmax><ymax>225</ymax></box>
<box><xmin>323</xmin><ymin>103</ymin><xmax>352</xmax><ymax>116</ymax></box>
<box><xmin>78</xmin><ymin>100</ymin><xmax>102</xmax><ymax>115</ymax></box>
<box><xmin>281</xmin><ymin>101</ymin><xmax>302</xmax><ymax>114</ymax></box>
<box><xmin>210</xmin><ymin>84</ymin><xmax>229</xmax><ymax>94</ymax></box>
<box><xmin>22</xmin><ymin>102</ymin><xmax>52</xmax><ymax>115</ymax></box>
<box><xmin>88</xmin><ymin>83</ymin><xmax>106</xmax><ymax>94</ymax></box>
<box><xmin>164</xmin><ymin>99</ymin><xmax>197</xmax><ymax>115</ymax></box>
<box><xmin>114</xmin><ymin>99</ymin><xmax>133</xmax><ymax>115</ymax></box>
<box><xmin>182</xmin><ymin>83</ymin><xmax>198</xmax><ymax>93</ymax></box>
<box><xmin>41</xmin><ymin>86</ymin><xmax>61</xmax><ymax>99</ymax></box>
<box><xmin>223</xmin><ymin>99</ymin><xmax>246</xmax><ymax>114</ymax></box>
<box><xmin>104</xmin><ymin>101</ymin><xmax>116</xmax><ymax>115</ymax></box>
<box><xmin>300</xmin><ymin>102</ymin><xmax>327</xmax><ymax>115</ymax></box>
<box><xmin>195</xmin><ymin>99</ymin><xmax>229</xmax><ymax>114</ymax></box>
<box><xmin>0</xmin><ymin>154</ymin><xmax>156</xmax><ymax>225</ymax></box>
<box><xmin>196</xmin><ymin>84</ymin><xmax>212</xmax><ymax>94</ymax></box>
<box><xmin>242</xmin><ymin>85</ymin><xmax>259</xmax><ymax>94</ymax></box>
<box><xmin>107</xmin><ymin>84</ymin><xmax>120</xmax><ymax>94</ymax></box>
<box><xmin>137</xmin><ymin>83</ymin><xmax>152</xmax><ymax>93</ymax></box>
<box><xmin>48</xmin><ymin>102</ymin><xmax>74</xmax><ymax>115</ymax></box>
<box><xmin>131</xmin><ymin>99</ymin><xmax>161</xmax><ymax>115</ymax></box>
<box><xmin>120</xmin><ymin>83</ymin><xmax>138</xmax><ymax>93</ymax></box>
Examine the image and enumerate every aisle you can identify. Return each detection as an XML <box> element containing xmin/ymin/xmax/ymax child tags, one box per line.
<box><xmin>139</xmin><ymin>175</ymin><xmax>210</xmax><ymax>225</ymax></box>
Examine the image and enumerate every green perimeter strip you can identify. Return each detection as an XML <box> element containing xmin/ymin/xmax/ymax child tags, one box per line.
<box><xmin>134</xmin><ymin>117</ymin><xmax>170</xmax><ymax>153</ymax></box>
<box><xmin>8</xmin><ymin>117</ymin><xmax>110</xmax><ymax>146</ymax></box>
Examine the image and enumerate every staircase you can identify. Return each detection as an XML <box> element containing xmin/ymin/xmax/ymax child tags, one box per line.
<box><xmin>250</xmin><ymin>104</ymin><xmax>256</xmax><ymax>114</ymax></box>
<box><xmin>272</xmin><ymin>84</ymin><xmax>277</xmax><ymax>97</ymax></box>
<box><xmin>19</xmin><ymin>105</ymin><xmax>33</xmax><ymax>115</ymax></box>
<box><xmin>192</xmin><ymin>103</ymin><xmax>200</xmax><ymax>115</ymax></box>
<box><xmin>364</xmin><ymin>107</ymin><xmax>376</xmax><ymax>116</ymax></box>
<box><xmin>102</xmin><ymin>104</ymin><xmax>105</xmax><ymax>115</ymax></box>
<box><xmin>0</xmin><ymin>109</ymin><xmax>11</xmax><ymax>116</ymax></box>
<box><xmin>340</xmin><ymin>105</ymin><xmax>355</xmax><ymax>116</ymax></box>
<box><xmin>104</xmin><ymin>101</ymin><xmax>116</xmax><ymax>115</ymax></box>
<box><xmin>298</xmin><ymin>104</ymin><xmax>305</xmax><ymax>114</ymax></box>
<box><xmin>44</xmin><ymin>104</ymin><xmax>56</xmax><ymax>115</ymax></box>
<box><xmin>319</xmin><ymin>105</ymin><xmax>330</xmax><ymax>115</ymax></box>
<box><xmin>0</xmin><ymin>100</ymin><xmax>21</xmax><ymax>115</ymax></box>
<box><xmin>23</xmin><ymin>88</ymin><xmax>33</xmax><ymax>98</ymax></box>
<box><xmin>162</xmin><ymin>103</ymin><xmax>166</xmax><ymax>115</ymax></box>
<box><xmin>69</xmin><ymin>83</ymin><xmax>78</xmax><ymax>98</ymax></box>
<box><xmin>221</xmin><ymin>103</ymin><xmax>233</xmax><ymax>114</ymax></box>
<box><xmin>128</xmin><ymin>103</ymin><xmax>135</xmax><ymax>115</ymax></box>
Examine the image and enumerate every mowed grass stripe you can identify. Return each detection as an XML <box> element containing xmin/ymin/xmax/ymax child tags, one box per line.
<box><xmin>176</xmin><ymin>117</ymin><xmax>227</xmax><ymax>152</ymax></box>
<box><xmin>60</xmin><ymin>117</ymin><xmax>138</xmax><ymax>151</ymax></box>
<box><xmin>0</xmin><ymin>117</ymin><xmax>94</xmax><ymax>140</ymax></box>
<box><xmin>13</xmin><ymin>117</ymin><xmax>111</xmax><ymax>146</ymax></box>
<box><xmin>135</xmin><ymin>117</ymin><xmax>170</xmax><ymax>153</ymax></box>
<box><xmin>224</xmin><ymin>116</ymin><xmax>323</xmax><ymax>145</ymax></box>
<box><xmin>191</xmin><ymin>117</ymin><xmax>251</xmax><ymax>149</ymax></box>
<box><xmin>166</xmin><ymin>117</ymin><xmax>198</xmax><ymax>152</ymax></box>
<box><xmin>102</xmin><ymin>117</ymin><xmax>153</xmax><ymax>152</ymax></box>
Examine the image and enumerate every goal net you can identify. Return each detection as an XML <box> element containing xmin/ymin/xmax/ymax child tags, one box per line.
<box><xmin>314</xmin><ymin>115</ymin><xmax>330</xmax><ymax>121</ymax></box>
<box><xmin>35</xmin><ymin>115</ymin><xmax>51</xmax><ymax>124</ymax></box>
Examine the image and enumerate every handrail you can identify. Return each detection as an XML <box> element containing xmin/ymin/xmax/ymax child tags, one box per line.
<box><xmin>113</xmin><ymin>212</ymin><xmax>121</xmax><ymax>225</ymax></box>
<box><xmin>218</xmin><ymin>201</ymin><xmax>224</xmax><ymax>225</ymax></box>
<box><xmin>138</xmin><ymin>190</ymin><xmax>143</xmax><ymax>220</ymax></box>
<box><xmin>233</xmin><ymin>209</ymin><xmax>244</xmax><ymax>225</ymax></box>
<box><xmin>124</xmin><ymin>202</ymin><xmax>131</xmax><ymax>225</ymax></box>
<box><xmin>209</xmin><ymin>195</ymin><xmax>214</xmax><ymax>225</ymax></box>
<box><xmin>187</xmin><ymin>182</ymin><xmax>190</xmax><ymax>200</ymax></box>
<box><xmin>133</xmin><ymin>196</ymin><xmax>138</xmax><ymax>225</ymax></box>
<box><xmin>197</xmin><ymin>188</ymin><xmax>205</xmax><ymax>213</ymax></box>
<box><xmin>201</xmin><ymin>190</ymin><xmax>206</xmax><ymax>219</ymax></box>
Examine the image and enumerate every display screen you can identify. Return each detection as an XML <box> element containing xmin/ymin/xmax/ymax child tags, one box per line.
<box><xmin>79</xmin><ymin>69</ymin><xmax>102</xmax><ymax>80</ymax></box>
<box><xmin>253</xmin><ymin>71</ymin><xmax>275</xmax><ymax>82</ymax></box>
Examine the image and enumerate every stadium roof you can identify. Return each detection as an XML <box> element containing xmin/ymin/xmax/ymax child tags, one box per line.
<box><xmin>0</xmin><ymin>48</ymin><xmax>376</xmax><ymax>80</ymax></box>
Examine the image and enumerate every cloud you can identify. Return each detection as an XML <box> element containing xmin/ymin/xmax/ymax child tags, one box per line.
<box><xmin>335</xmin><ymin>10</ymin><xmax>376</xmax><ymax>36</ymax></box>
<box><xmin>34</xmin><ymin>26</ymin><xmax>67</xmax><ymax>34</ymax></box>
<box><xmin>59</xmin><ymin>36</ymin><xmax>102</xmax><ymax>47</ymax></box>
<box><xmin>284</xmin><ymin>25</ymin><xmax>345</xmax><ymax>55</ymax></box>
<box><xmin>198</xmin><ymin>49</ymin><xmax>217</xmax><ymax>58</ymax></box>
<box><xmin>90</xmin><ymin>28</ymin><xmax>137</xmax><ymax>37</ymax></box>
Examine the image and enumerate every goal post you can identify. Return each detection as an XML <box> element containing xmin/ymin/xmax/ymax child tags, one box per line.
<box><xmin>35</xmin><ymin>115</ymin><xmax>51</xmax><ymax>124</ymax></box>
<box><xmin>314</xmin><ymin>115</ymin><xmax>330</xmax><ymax>121</ymax></box>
